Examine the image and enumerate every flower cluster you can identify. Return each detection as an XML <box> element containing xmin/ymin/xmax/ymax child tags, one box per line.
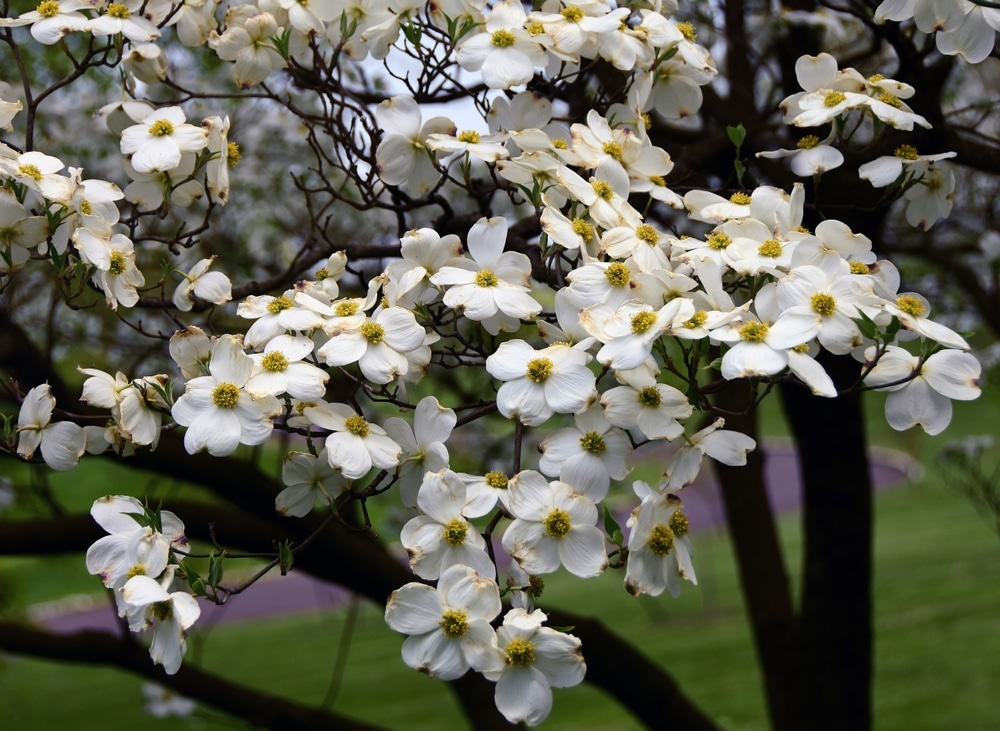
<box><xmin>0</xmin><ymin>0</ymin><xmax>989</xmax><ymax>725</ymax></box>
<box><xmin>86</xmin><ymin>496</ymin><xmax>198</xmax><ymax>675</ymax></box>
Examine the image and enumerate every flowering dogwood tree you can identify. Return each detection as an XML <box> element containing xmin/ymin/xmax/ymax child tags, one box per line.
<box><xmin>0</xmin><ymin>0</ymin><xmax>996</xmax><ymax>728</ymax></box>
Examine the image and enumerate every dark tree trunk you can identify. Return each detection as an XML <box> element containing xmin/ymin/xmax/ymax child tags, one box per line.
<box><xmin>780</xmin><ymin>353</ymin><xmax>873</xmax><ymax>731</ymax></box>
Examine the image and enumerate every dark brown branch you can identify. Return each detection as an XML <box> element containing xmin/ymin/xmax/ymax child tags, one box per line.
<box><xmin>0</xmin><ymin>621</ymin><xmax>385</xmax><ymax>731</ymax></box>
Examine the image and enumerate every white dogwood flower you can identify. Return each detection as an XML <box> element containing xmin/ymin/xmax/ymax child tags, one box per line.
<box><xmin>625</xmin><ymin>482</ymin><xmax>696</xmax><ymax>597</ymax></box>
<box><xmin>483</xmin><ymin>607</ymin><xmax>586</xmax><ymax>727</ymax></box>
<box><xmin>486</xmin><ymin>340</ymin><xmax>596</xmax><ymax>427</ymax></box>
<box><xmin>304</xmin><ymin>402</ymin><xmax>401</xmax><ymax>479</ymax></box>
<box><xmin>383</xmin><ymin>396</ymin><xmax>457</xmax><ymax>507</ymax></box>
<box><xmin>122</xmin><ymin>569</ymin><xmax>201</xmax><ymax>675</ymax></box>
<box><xmin>16</xmin><ymin>383</ymin><xmax>86</xmax><ymax>471</ymax></box>
<box><xmin>400</xmin><ymin>469</ymin><xmax>495</xmax><ymax>580</ymax></box>
<box><xmin>502</xmin><ymin>471</ymin><xmax>608</xmax><ymax>577</ymax></box>
<box><xmin>431</xmin><ymin>216</ymin><xmax>541</xmax><ymax>335</ymax></box>
<box><xmin>864</xmin><ymin>345</ymin><xmax>981</xmax><ymax>435</ymax></box>
<box><xmin>120</xmin><ymin>106</ymin><xmax>209</xmax><ymax>174</ymax></box>
<box><xmin>171</xmin><ymin>335</ymin><xmax>281</xmax><ymax>456</ymax></box>
<box><xmin>385</xmin><ymin>564</ymin><xmax>504</xmax><ymax>680</ymax></box>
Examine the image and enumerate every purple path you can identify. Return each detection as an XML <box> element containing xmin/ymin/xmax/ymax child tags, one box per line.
<box><xmin>37</xmin><ymin>444</ymin><xmax>914</xmax><ymax>635</ymax></box>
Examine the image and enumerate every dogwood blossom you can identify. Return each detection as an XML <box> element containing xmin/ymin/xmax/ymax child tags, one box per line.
<box><xmin>502</xmin><ymin>471</ymin><xmax>608</xmax><ymax>577</ymax></box>
<box><xmin>625</xmin><ymin>482</ymin><xmax>696</xmax><ymax>597</ymax></box>
<box><xmin>483</xmin><ymin>607</ymin><xmax>586</xmax><ymax>726</ymax></box>
<box><xmin>16</xmin><ymin>383</ymin><xmax>86</xmax><ymax>471</ymax></box>
<box><xmin>400</xmin><ymin>469</ymin><xmax>495</xmax><ymax>580</ymax></box>
<box><xmin>171</xmin><ymin>335</ymin><xmax>282</xmax><ymax>456</ymax></box>
<box><xmin>864</xmin><ymin>346</ymin><xmax>981</xmax><ymax>435</ymax></box>
<box><xmin>303</xmin><ymin>402</ymin><xmax>401</xmax><ymax>479</ymax></box>
<box><xmin>485</xmin><ymin>340</ymin><xmax>597</xmax><ymax>426</ymax></box>
<box><xmin>120</xmin><ymin>106</ymin><xmax>209</xmax><ymax>174</ymax></box>
<box><xmin>385</xmin><ymin>564</ymin><xmax>504</xmax><ymax>680</ymax></box>
<box><xmin>431</xmin><ymin>216</ymin><xmax>541</xmax><ymax>334</ymax></box>
<box><xmin>122</xmin><ymin>569</ymin><xmax>201</xmax><ymax>674</ymax></box>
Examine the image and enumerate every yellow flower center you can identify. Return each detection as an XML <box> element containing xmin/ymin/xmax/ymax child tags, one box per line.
<box><xmin>894</xmin><ymin>144</ymin><xmax>919</xmax><ymax>160</ymax></box>
<box><xmin>267</xmin><ymin>296</ymin><xmax>293</xmax><ymax>314</ymax></box>
<box><xmin>80</xmin><ymin>200</ymin><xmax>93</xmax><ymax>215</ymax></box>
<box><xmin>602</xmin><ymin>140</ymin><xmax>623</xmax><ymax>161</ymax></box>
<box><xmin>684</xmin><ymin>311</ymin><xmax>708</xmax><ymax>329</ymax></box>
<box><xmin>796</xmin><ymin>135</ymin><xmax>820</xmax><ymax>150</ymax></box>
<box><xmin>877</xmin><ymin>92</ymin><xmax>901</xmax><ymax>108</ymax></box>
<box><xmin>707</xmin><ymin>232</ymin><xmax>731</xmax><ymax>250</ymax></box>
<box><xmin>525</xmin><ymin>357</ymin><xmax>554</xmax><ymax>383</ymax></box>
<box><xmin>345</xmin><ymin>414</ymin><xmax>370</xmax><ymax>437</ymax></box>
<box><xmin>591</xmin><ymin>179</ymin><xmax>614</xmax><ymax>200</ymax></box>
<box><xmin>630</xmin><ymin>310</ymin><xmax>657</xmax><ymax>334</ymax></box>
<box><xmin>295</xmin><ymin>401</ymin><xmax>316</xmax><ymax>414</ymax></box>
<box><xmin>635</xmin><ymin>224</ymin><xmax>659</xmax><ymax>247</ymax></box>
<box><xmin>36</xmin><ymin>0</ymin><xmax>60</xmax><ymax>16</ymax></box>
<box><xmin>485</xmin><ymin>471</ymin><xmax>508</xmax><ymax>489</ymax></box>
<box><xmin>729</xmin><ymin>192</ymin><xmax>751</xmax><ymax>205</ymax></box>
<box><xmin>823</xmin><ymin>91</ymin><xmax>847</xmax><ymax>108</ymax></box>
<box><xmin>896</xmin><ymin>295</ymin><xmax>925</xmax><ymax>317</ymax></box>
<box><xmin>579</xmin><ymin>430</ymin><xmax>606</xmax><ymax>455</ymax></box>
<box><xmin>125</xmin><ymin>565</ymin><xmax>146</xmax><ymax>580</ymax></box>
<box><xmin>849</xmin><ymin>261</ymin><xmax>871</xmax><ymax>275</ymax></box>
<box><xmin>226</xmin><ymin>141</ymin><xmax>241</xmax><ymax>166</ymax></box>
<box><xmin>457</xmin><ymin>130</ymin><xmax>481</xmax><ymax>144</ymax></box>
<box><xmin>335</xmin><ymin>300</ymin><xmax>360</xmax><ymax>317</ymax></box>
<box><xmin>758</xmin><ymin>239</ymin><xmax>783</xmax><ymax>258</ymax></box>
<box><xmin>676</xmin><ymin>21</ymin><xmax>696</xmax><ymax>41</ymax></box>
<box><xmin>147</xmin><ymin>119</ymin><xmax>175</xmax><ymax>136</ymax></box>
<box><xmin>475</xmin><ymin>269</ymin><xmax>499</xmax><ymax>287</ymax></box>
<box><xmin>561</xmin><ymin>5</ymin><xmax>584</xmax><ymax>21</ymax></box>
<box><xmin>441</xmin><ymin>518</ymin><xmax>468</xmax><ymax>547</ymax></box>
<box><xmin>527</xmin><ymin>21</ymin><xmax>545</xmax><ymax>35</ymax></box>
<box><xmin>648</xmin><ymin>524</ymin><xmax>674</xmax><ymax>555</ymax></box>
<box><xmin>738</xmin><ymin>321</ymin><xmax>770</xmax><ymax>342</ymax></box>
<box><xmin>361</xmin><ymin>321</ymin><xmax>385</xmax><ymax>344</ymax></box>
<box><xmin>107</xmin><ymin>3</ymin><xmax>130</xmax><ymax>18</ymax></box>
<box><xmin>528</xmin><ymin>575</ymin><xmax>544</xmax><ymax>596</ymax></box>
<box><xmin>17</xmin><ymin>164</ymin><xmax>43</xmax><ymax>181</ymax></box>
<box><xmin>638</xmin><ymin>385</ymin><xmax>662</xmax><ymax>407</ymax></box>
<box><xmin>543</xmin><ymin>508</ymin><xmax>572</xmax><ymax>538</ymax></box>
<box><xmin>506</xmin><ymin>638</ymin><xmax>536</xmax><ymax>667</ymax></box>
<box><xmin>867</xmin><ymin>73</ymin><xmax>885</xmax><ymax>83</ymax></box>
<box><xmin>212</xmin><ymin>382</ymin><xmax>240</xmax><ymax>409</ymax></box>
<box><xmin>108</xmin><ymin>250</ymin><xmax>127</xmax><ymax>275</ymax></box>
<box><xmin>572</xmin><ymin>218</ymin><xmax>594</xmax><ymax>241</ymax></box>
<box><xmin>669</xmin><ymin>509</ymin><xmax>690</xmax><ymax>537</ymax></box>
<box><xmin>261</xmin><ymin>352</ymin><xmax>288</xmax><ymax>372</ymax></box>
<box><xmin>810</xmin><ymin>292</ymin><xmax>837</xmax><ymax>316</ymax></box>
<box><xmin>491</xmin><ymin>29</ymin><xmax>516</xmax><ymax>47</ymax></box>
<box><xmin>150</xmin><ymin>601</ymin><xmax>173</xmax><ymax>622</ymax></box>
<box><xmin>439</xmin><ymin>609</ymin><xmax>469</xmax><ymax>638</ymax></box>
<box><xmin>604</xmin><ymin>261</ymin><xmax>630</xmax><ymax>287</ymax></box>
<box><xmin>551</xmin><ymin>137</ymin><xmax>568</xmax><ymax>149</ymax></box>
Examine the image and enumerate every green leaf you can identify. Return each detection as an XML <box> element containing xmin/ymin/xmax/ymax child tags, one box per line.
<box><xmin>853</xmin><ymin>310</ymin><xmax>879</xmax><ymax>340</ymax></box>
<box><xmin>727</xmin><ymin>123</ymin><xmax>746</xmax><ymax>149</ymax></box>
<box><xmin>603</xmin><ymin>504</ymin><xmax>624</xmax><ymax>547</ymax></box>
<box><xmin>734</xmin><ymin>158</ymin><xmax>746</xmax><ymax>186</ymax></box>
<box><xmin>401</xmin><ymin>22</ymin><xmax>421</xmax><ymax>47</ymax></box>
<box><xmin>208</xmin><ymin>552</ymin><xmax>224</xmax><ymax>588</ymax></box>
<box><xmin>278</xmin><ymin>540</ymin><xmax>295</xmax><ymax>575</ymax></box>
<box><xmin>885</xmin><ymin>315</ymin><xmax>901</xmax><ymax>340</ymax></box>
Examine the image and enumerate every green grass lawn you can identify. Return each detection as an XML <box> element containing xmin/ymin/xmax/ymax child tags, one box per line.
<box><xmin>2</xmin><ymin>386</ymin><xmax>1000</xmax><ymax>730</ymax></box>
